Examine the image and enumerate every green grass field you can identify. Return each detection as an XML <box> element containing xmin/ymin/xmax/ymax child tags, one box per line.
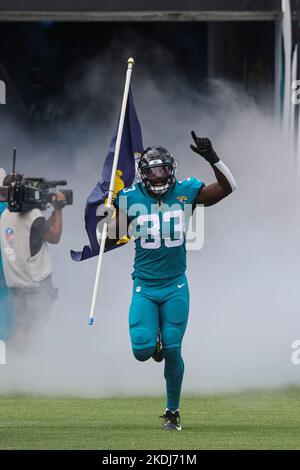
<box><xmin>1</xmin><ymin>388</ymin><xmax>300</xmax><ymax>450</ymax></box>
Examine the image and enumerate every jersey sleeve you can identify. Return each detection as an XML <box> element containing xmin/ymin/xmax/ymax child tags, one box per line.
<box><xmin>113</xmin><ymin>184</ymin><xmax>137</xmax><ymax>212</ymax></box>
<box><xmin>178</xmin><ymin>177</ymin><xmax>205</xmax><ymax>205</ymax></box>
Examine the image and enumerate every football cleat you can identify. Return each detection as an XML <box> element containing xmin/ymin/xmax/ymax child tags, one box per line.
<box><xmin>152</xmin><ymin>333</ymin><xmax>164</xmax><ymax>362</ymax></box>
<box><xmin>160</xmin><ymin>410</ymin><xmax>182</xmax><ymax>431</ymax></box>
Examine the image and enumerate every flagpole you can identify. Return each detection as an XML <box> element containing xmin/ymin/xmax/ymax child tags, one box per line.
<box><xmin>88</xmin><ymin>57</ymin><xmax>135</xmax><ymax>326</ymax></box>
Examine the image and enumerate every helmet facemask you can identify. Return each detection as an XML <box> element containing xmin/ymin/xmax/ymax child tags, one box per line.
<box><xmin>138</xmin><ymin>147</ymin><xmax>177</xmax><ymax>196</ymax></box>
<box><xmin>142</xmin><ymin>164</ymin><xmax>175</xmax><ymax>195</ymax></box>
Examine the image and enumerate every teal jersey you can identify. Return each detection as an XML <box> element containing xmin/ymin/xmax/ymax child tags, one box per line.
<box><xmin>114</xmin><ymin>178</ymin><xmax>204</xmax><ymax>280</ymax></box>
<box><xmin>0</xmin><ymin>202</ymin><xmax>7</xmax><ymax>288</ymax></box>
<box><xmin>0</xmin><ymin>202</ymin><xmax>15</xmax><ymax>342</ymax></box>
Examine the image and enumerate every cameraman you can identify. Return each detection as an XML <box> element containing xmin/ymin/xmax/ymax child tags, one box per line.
<box><xmin>0</xmin><ymin>173</ymin><xmax>66</xmax><ymax>346</ymax></box>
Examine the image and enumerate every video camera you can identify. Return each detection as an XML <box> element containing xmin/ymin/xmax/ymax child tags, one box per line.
<box><xmin>0</xmin><ymin>149</ymin><xmax>73</xmax><ymax>212</ymax></box>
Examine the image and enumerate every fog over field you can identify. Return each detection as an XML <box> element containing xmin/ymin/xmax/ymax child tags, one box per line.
<box><xmin>1</xmin><ymin>45</ymin><xmax>300</xmax><ymax>397</ymax></box>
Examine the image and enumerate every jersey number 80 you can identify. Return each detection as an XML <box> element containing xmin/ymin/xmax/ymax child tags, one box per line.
<box><xmin>137</xmin><ymin>211</ymin><xmax>184</xmax><ymax>249</ymax></box>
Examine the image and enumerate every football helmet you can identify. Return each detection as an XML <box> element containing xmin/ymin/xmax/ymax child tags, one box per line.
<box><xmin>138</xmin><ymin>146</ymin><xmax>176</xmax><ymax>196</ymax></box>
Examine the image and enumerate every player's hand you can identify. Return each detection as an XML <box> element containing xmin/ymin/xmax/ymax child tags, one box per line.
<box><xmin>190</xmin><ymin>131</ymin><xmax>219</xmax><ymax>164</ymax></box>
<box><xmin>51</xmin><ymin>191</ymin><xmax>66</xmax><ymax>209</ymax></box>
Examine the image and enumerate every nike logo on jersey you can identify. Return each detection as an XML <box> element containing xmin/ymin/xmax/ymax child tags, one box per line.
<box><xmin>178</xmin><ymin>283</ymin><xmax>186</xmax><ymax>289</ymax></box>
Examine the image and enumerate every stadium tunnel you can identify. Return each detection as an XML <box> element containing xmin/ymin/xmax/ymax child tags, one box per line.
<box><xmin>0</xmin><ymin>1</ymin><xmax>300</xmax><ymax>125</ymax></box>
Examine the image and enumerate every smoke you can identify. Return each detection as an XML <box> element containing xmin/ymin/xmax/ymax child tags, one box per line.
<box><xmin>1</xmin><ymin>45</ymin><xmax>300</xmax><ymax>397</ymax></box>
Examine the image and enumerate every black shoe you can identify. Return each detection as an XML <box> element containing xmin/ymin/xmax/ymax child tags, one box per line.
<box><xmin>152</xmin><ymin>333</ymin><xmax>164</xmax><ymax>362</ymax></box>
<box><xmin>160</xmin><ymin>410</ymin><xmax>182</xmax><ymax>431</ymax></box>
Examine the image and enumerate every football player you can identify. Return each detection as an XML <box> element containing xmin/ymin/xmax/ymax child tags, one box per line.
<box><xmin>99</xmin><ymin>131</ymin><xmax>236</xmax><ymax>431</ymax></box>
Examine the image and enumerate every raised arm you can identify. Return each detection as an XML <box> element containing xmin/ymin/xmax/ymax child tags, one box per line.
<box><xmin>190</xmin><ymin>132</ymin><xmax>237</xmax><ymax>207</ymax></box>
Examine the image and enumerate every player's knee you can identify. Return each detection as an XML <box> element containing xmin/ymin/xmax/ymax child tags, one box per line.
<box><xmin>162</xmin><ymin>327</ymin><xmax>182</xmax><ymax>349</ymax></box>
<box><xmin>130</xmin><ymin>326</ymin><xmax>155</xmax><ymax>350</ymax></box>
<box><xmin>132</xmin><ymin>347</ymin><xmax>155</xmax><ymax>362</ymax></box>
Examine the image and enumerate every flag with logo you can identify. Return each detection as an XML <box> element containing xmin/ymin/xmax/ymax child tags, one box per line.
<box><xmin>71</xmin><ymin>88</ymin><xmax>143</xmax><ymax>262</ymax></box>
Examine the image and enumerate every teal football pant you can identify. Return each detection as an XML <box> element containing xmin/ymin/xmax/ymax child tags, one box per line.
<box><xmin>129</xmin><ymin>274</ymin><xmax>189</xmax><ymax>411</ymax></box>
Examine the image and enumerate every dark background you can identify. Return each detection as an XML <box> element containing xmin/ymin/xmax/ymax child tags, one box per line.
<box><xmin>0</xmin><ymin>21</ymin><xmax>275</xmax><ymax>126</ymax></box>
<box><xmin>0</xmin><ymin>0</ymin><xmax>282</xmax><ymax>13</ymax></box>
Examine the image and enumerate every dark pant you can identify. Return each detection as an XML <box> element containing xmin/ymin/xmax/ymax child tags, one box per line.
<box><xmin>10</xmin><ymin>276</ymin><xmax>57</xmax><ymax>349</ymax></box>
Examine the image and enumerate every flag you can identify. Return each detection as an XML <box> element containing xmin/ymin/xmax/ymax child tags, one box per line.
<box><xmin>71</xmin><ymin>88</ymin><xmax>143</xmax><ymax>262</ymax></box>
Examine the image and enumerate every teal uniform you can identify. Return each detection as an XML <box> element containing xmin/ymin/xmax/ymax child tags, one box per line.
<box><xmin>115</xmin><ymin>177</ymin><xmax>203</xmax><ymax>281</ymax></box>
<box><xmin>114</xmin><ymin>178</ymin><xmax>204</xmax><ymax>410</ymax></box>
<box><xmin>0</xmin><ymin>203</ymin><xmax>15</xmax><ymax>342</ymax></box>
